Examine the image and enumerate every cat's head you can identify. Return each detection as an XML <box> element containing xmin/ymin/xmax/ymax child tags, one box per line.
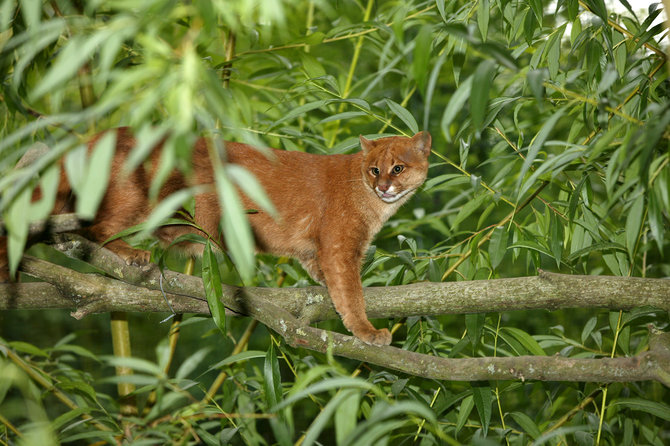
<box><xmin>359</xmin><ymin>131</ymin><xmax>431</xmax><ymax>204</ymax></box>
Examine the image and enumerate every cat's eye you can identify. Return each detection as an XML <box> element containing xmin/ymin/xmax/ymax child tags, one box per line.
<box><xmin>392</xmin><ymin>165</ymin><xmax>404</xmax><ymax>174</ymax></box>
<box><xmin>370</xmin><ymin>167</ymin><xmax>380</xmax><ymax>176</ymax></box>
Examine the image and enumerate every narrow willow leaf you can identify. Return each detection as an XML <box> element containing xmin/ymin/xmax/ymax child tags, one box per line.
<box><xmin>138</xmin><ymin>187</ymin><xmax>202</xmax><ymax>239</ymax></box>
<box><xmin>385</xmin><ymin>99</ymin><xmax>418</xmax><ymax>134</ymax></box>
<box><xmin>273</xmin><ymin>378</ymin><xmax>378</xmax><ymax>412</ymax></box>
<box><xmin>103</xmin><ymin>356</ymin><xmax>162</xmax><ymax>376</ymax></box>
<box><xmin>28</xmin><ymin>163</ymin><xmax>59</xmax><ymax>222</ymax></box>
<box><xmin>76</xmin><ymin>131</ymin><xmax>116</xmax><ymax>220</ymax></box>
<box><xmin>546</xmin><ymin>29</ymin><xmax>561</xmax><ymax>78</ymax></box>
<box><xmin>19</xmin><ymin>0</ymin><xmax>40</xmax><ymax>28</ymax></box>
<box><xmin>465</xmin><ymin>313</ymin><xmax>486</xmax><ymax>353</ymax></box>
<box><xmin>269</xmin><ymin>99</ymin><xmax>330</xmax><ymax>129</ymax></box>
<box><xmin>528</xmin><ymin>0</ymin><xmax>543</xmax><ymax>26</ymax></box>
<box><xmin>317</xmin><ymin>111</ymin><xmax>366</xmax><ymax>124</ymax></box>
<box><xmin>441</xmin><ymin>75</ymin><xmax>473</xmax><ymax>142</ymax></box>
<box><xmin>31</xmin><ymin>30</ymin><xmax>113</xmax><ymax>100</ymax></box>
<box><xmin>581</xmin><ymin>316</ymin><xmax>598</xmax><ymax>344</ymax></box>
<box><xmin>527</xmin><ymin>69</ymin><xmax>547</xmax><ymax>107</ymax></box>
<box><xmin>488</xmin><ymin>225</ymin><xmax>507</xmax><ymax>269</ymax></box>
<box><xmin>470</xmin><ymin>59</ymin><xmax>496</xmax><ymax>132</ymax></box>
<box><xmin>648</xmin><ymin>187</ymin><xmax>665</xmax><ymax>253</ymax></box>
<box><xmin>264</xmin><ymin>343</ymin><xmax>282</xmax><ymax>409</ymax></box>
<box><xmin>412</xmin><ymin>25</ymin><xmax>433</xmax><ymax>94</ymax></box>
<box><xmin>227</xmin><ymin>164</ymin><xmax>277</xmax><ymax>217</ymax></box>
<box><xmin>585</xmin><ymin>0</ymin><xmax>608</xmax><ymax>23</ymax></box>
<box><xmin>202</xmin><ymin>241</ymin><xmax>226</xmax><ymax>335</ymax></box>
<box><xmin>423</xmin><ymin>49</ymin><xmax>449</xmax><ymax>130</ymax></box>
<box><xmin>611</xmin><ymin>398</ymin><xmax>670</xmax><ymax>422</ymax></box>
<box><xmin>472</xmin><ymin>384</ymin><xmax>492</xmax><ymax>435</ymax></box>
<box><xmin>477</xmin><ymin>0</ymin><xmax>489</xmax><ymax>42</ymax></box>
<box><xmin>207</xmin><ymin>350</ymin><xmax>266</xmax><ymax>372</ymax></box>
<box><xmin>304</xmin><ymin>389</ymin><xmax>357</xmax><ymax>446</ymax></box>
<box><xmin>215</xmin><ymin>165</ymin><xmax>255</xmax><ymax>282</ymax></box>
<box><xmin>175</xmin><ymin>348</ymin><xmax>212</xmax><ymax>380</ymax></box>
<box><xmin>436</xmin><ymin>0</ymin><xmax>447</xmax><ymax>22</ymax></box>
<box><xmin>500</xmin><ymin>327</ymin><xmax>546</xmax><ymax>355</ymax></box>
<box><xmin>335</xmin><ymin>390</ymin><xmax>360</xmax><ymax>445</ymax></box>
<box><xmin>455</xmin><ymin>395</ymin><xmax>474</xmax><ymax>434</ymax></box>
<box><xmin>625</xmin><ymin>193</ymin><xmax>644</xmax><ymax>259</ymax></box>
<box><xmin>509</xmin><ymin>411</ymin><xmax>541</xmax><ymax>439</ymax></box>
<box><xmin>549</xmin><ymin>211</ymin><xmax>563</xmax><ymax>268</ymax></box>
<box><xmin>4</xmin><ymin>186</ymin><xmax>31</xmax><ymax>278</ymax></box>
<box><xmin>452</xmin><ymin>192</ymin><xmax>490</xmax><ymax>230</ymax></box>
<box><xmin>516</xmin><ymin>108</ymin><xmax>565</xmax><ymax>201</ymax></box>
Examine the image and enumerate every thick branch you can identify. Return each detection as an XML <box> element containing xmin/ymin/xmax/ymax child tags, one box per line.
<box><xmin>7</xmin><ymin>233</ymin><xmax>669</xmax><ymax>322</ymax></box>
<box><xmin>2</xmin><ymin>235</ymin><xmax>670</xmax><ymax>385</ymax></box>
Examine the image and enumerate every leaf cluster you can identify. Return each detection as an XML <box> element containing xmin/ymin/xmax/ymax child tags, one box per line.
<box><xmin>1</xmin><ymin>0</ymin><xmax>669</xmax><ymax>444</ymax></box>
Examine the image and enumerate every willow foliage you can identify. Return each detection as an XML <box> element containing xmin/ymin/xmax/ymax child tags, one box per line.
<box><xmin>0</xmin><ymin>0</ymin><xmax>669</xmax><ymax>444</ymax></box>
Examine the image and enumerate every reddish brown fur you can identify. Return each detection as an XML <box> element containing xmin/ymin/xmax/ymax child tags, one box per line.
<box><xmin>0</xmin><ymin>128</ymin><xmax>431</xmax><ymax>345</ymax></box>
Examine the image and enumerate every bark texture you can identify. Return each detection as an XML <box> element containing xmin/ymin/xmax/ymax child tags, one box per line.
<box><xmin>2</xmin><ymin>232</ymin><xmax>669</xmax><ymax>386</ymax></box>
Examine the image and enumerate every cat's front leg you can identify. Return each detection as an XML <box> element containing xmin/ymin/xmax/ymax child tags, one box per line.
<box><xmin>318</xmin><ymin>248</ymin><xmax>391</xmax><ymax>346</ymax></box>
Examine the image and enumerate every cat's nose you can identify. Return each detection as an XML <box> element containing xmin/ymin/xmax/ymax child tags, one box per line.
<box><xmin>377</xmin><ymin>182</ymin><xmax>391</xmax><ymax>192</ymax></box>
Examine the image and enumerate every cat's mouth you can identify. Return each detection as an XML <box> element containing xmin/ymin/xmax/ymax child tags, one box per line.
<box><xmin>376</xmin><ymin>188</ymin><xmax>411</xmax><ymax>203</ymax></box>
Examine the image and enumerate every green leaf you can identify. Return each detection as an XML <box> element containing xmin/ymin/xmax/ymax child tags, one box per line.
<box><xmin>264</xmin><ymin>343</ymin><xmax>282</xmax><ymax>407</ymax></box>
<box><xmin>215</xmin><ymin>164</ymin><xmax>255</xmax><ymax>283</ymax></box>
<box><xmin>385</xmin><ymin>99</ymin><xmax>418</xmax><ymax>134</ymax></box>
<box><xmin>509</xmin><ymin>411</ymin><xmax>541</xmax><ymax>439</ymax></box>
<box><xmin>207</xmin><ymin>350</ymin><xmax>267</xmax><ymax>372</ymax></box>
<box><xmin>274</xmin><ymin>377</ymin><xmax>379</xmax><ymax>412</ymax></box>
<box><xmin>103</xmin><ymin>356</ymin><xmax>163</xmax><ymax>376</ymax></box>
<box><xmin>269</xmin><ymin>99</ymin><xmax>330</xmax><ymax>129</ymax></box>
<box><xmin>335</xmin><ymin>390</ymin><xmax>360</xmax><ymax>445</ymax></box>
<box><xmin>227</xmin><ymin>164</ymin><xmax>277</xmax><ymax>217</ymax></box>
<box><xmin>528</xmin><ymin>0</ymin><xmax>543</xmax><ymax>26</ymax></box>
<box><xmin>139</xmin><ymin>187</ymin><xmax>202</xmax><ymax>239</ymax></box>
<box><xmin>175</xmin><ymin>348</ymin><xmax>212</xmax><ymax>380</ymax></box>
<box><xmin>455</xmin><ymin>395</ymin><xmax>474</xmax><ymax>434</ymax></box>
<box><xmin>465</xmin><ymin>313</ymin><xmax>486</xmax><ymax>353</ymax></box>
<box><xmin>470</xmin><ymin>59</ymin><xmax>496</xmax><ymax>132</ymax></box>
<box><xmin>472</xmin><ymin>384</ymin><xmax>492</xmax><ymax>435</ymax></box>
<box><xmin>648</xmin><ymin>187</ymin><xmax>665</xmax><ymax>253</ymax></box>
<box><xmin>202</xmin><ymin>241</ymin><xmax>226</xmax><ymax>335</ymax></box>
<box><xmin>516</xmin><ymin>107</ymin><xmax>566</xmax><ymax>201</ymax></box>
<box><xmin>527</xmin><ymin>69</ymin><xmax>547</xmax><ymax>107</ymax></box>
<box><xmin>75</xmin><ymin>131</ymin><xmax>116</xmax><ymax>220</ymax></box>
<box><xmin>31</xmin><ymin>30</ymin><xmax>114</xmax><ymax>100</ymax></box>
<box><xmin>304</xmin><ymin>389</ymin><xmax>358</xmax><ymax>446</ymax></box>
<box><xmin>500</xmin><ymin>327</ymin><xmax>546</xmax><ymax>356</ymax></box>
<box><xmin>3</xmin><ymin>185</ymin><xmax>30</xmax><ymax>278</ymax></box>
<box><xmin>413</xmin><ymin>25</ymin><xmax>433</xmax><ymax>95</ymax></box>
<box><xmin>611</xmin><ymin>398</ymin><xmax>670</xmax><ymax>422</ymax></box>
<box><xmin>549</xmin><ymin>211</ymin><xmax>563</xmax><ymax>268</ymax></box>
<box><xmin>452</xmin><ymin>192</ymin><xmax>490</xmax><ymax>230</ymax></box>
<box><xmin>581</xmin><ymin>316</ymin><xmax>598</xmax><ymax>345</ymax></box>
<box><xmin>625</xmin><ymin>193</ymin><xmax>644</xmax><ymax>259</ymax></box>
<box><xmin>488</xmin><ymin>225</ymin><xmax>507</xmax><ymax>269</ymax></box>
<box><xmin>441</xmin><ymin>76</ymin><xmax>473</xmax><ymax>142</ymax></box>
<box><xmin>9</xmin><ymin>341</ymin><xmax>49</xmax><ymax>357</ymax></box>
<box><xmin>477</xmin><ymin>0</ymin><xmax>489</xmax><ymax>41</ymax></box>
<box><xmin>585</xmin><ymin>0</ymin><xmax>608</xmax><ymax>23</ymax></box>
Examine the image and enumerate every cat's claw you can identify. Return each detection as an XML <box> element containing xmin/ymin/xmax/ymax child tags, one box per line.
<box><xmin>358</xmin><ymin>327</ymin><xmax>392</xmax><ymax>346</ymax></box>
<box><xmin>121</xmin><ymin>249</ymin><xmax>151</xmax><ymax>267</ymax></box>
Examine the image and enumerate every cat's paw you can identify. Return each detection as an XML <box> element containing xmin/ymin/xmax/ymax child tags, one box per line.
<box><xmin>120</xmin><ymin>249</ymin><xmax>151</xmax><ymax>267</ymax></box>
<box><xmin>358</xmin><ymin>327</ymin><xmax>392</xmax><ymax>346</ymax></box>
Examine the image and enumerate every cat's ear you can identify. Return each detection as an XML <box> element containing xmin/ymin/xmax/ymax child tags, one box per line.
<box><xmin>359</xmin><ymin>135</ymin><xmax>374</xmax><ymax>154</ymax></box>
<box><xmin>411</xmin><ymin>131</ymin><xmax>432</xmax><ymax>157</ymax></box>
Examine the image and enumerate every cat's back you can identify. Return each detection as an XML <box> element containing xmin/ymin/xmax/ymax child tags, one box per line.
<box><xmin>225</xmin><ymin>142</ymin><xmax>359</xmax><ymax>193</ymax></box>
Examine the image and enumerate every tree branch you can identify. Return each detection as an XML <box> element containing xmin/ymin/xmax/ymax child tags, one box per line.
<box><xmin>2</xmin><ymin>233</ymin><xmax>669</xmax><ymax>385</ymax></box>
